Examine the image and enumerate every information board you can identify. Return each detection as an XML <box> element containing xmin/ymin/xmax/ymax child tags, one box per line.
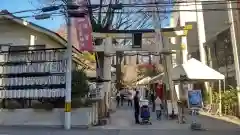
<box><xmin>89</xmin><ymin>83</ymin><xmax>104</xmax><ymax>100</ymax></box>
<box><xmin>187</xmin><ymin>90</ymin><xmax>203</xmax><ymax>109</ymax></box>
<box><xmin>0</xmin><ymin>48</ymin><xmax>66</xmax><ymax>98</ymax></box>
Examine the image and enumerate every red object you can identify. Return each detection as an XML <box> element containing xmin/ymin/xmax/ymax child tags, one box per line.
<box><xmin>156</xmin><ymin>83</ymin><xmax>163</xmax><ymax>99</ymax></box>
<box><xmin>74</xmin><ymin>0</ymin><xmax>94</xmax><ymax>52</ymax></box>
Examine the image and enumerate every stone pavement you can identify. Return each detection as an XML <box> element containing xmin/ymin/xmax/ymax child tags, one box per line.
<box><xmin>94</xmin><ymin>103</ymin><xmax>240</xmax><ymax>131</ymax></box>
<box><xmin>0</xmin><ymin>103</ymin><xmax>238</xmax><ymax>135</ymax></box>
<box><xmin>0</xmin><ymin>127</ymin><xmax>239</xmax><ymax>135</ymax></box>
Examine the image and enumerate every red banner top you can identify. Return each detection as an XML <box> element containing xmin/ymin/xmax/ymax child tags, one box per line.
<box><xmin>73</xmin><ymin>0</ymin><xmax>94</xmax><ymax>52</ymax></box>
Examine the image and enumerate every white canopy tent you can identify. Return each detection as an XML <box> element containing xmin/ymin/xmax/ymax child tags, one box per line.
<box><xmin>172</xmin><ymin>58</ymin><xmax>225</xmax><ymax>81</ymax></box>
<box><xmin>136</xmin><ymin>76</ymin><xmax>152</xmax><ymax>86</ymax></box>
<box><xmin>149</xmin><ymin>58</ymin><xmax>225</xmax><ymax>116</ymax></box>
<box><xmin>149</xmin><ymin>73</ymin><xmax>164</xmax><ymax>84</ymax></box>
<box><xmin>172</xmin><ymin>58</ymin><xmax>225</xmax><ymax>116</ymax></box>
<box><xmin>149</xmin><ymin>58</ymin><xmax>224</xmax><ymax>83</ymax></box>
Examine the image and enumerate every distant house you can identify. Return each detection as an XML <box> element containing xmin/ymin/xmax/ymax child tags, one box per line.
<box><xmin>0</xmin><ymin>10</ymin><xmax>95</xmax><ymax>99</ymax></box>
<box><xmin>0</xmin><ymin>10</ymin><xmax>93</xmax><ymax>71</ymax></box>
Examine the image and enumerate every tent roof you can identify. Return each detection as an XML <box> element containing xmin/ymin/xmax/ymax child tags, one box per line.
<box><xmin>172</xmin><ymin>58</ymin><xmax>225</xmax><ymax>81</ymax></box>
<box><xmin>136</xmin><ymin>76</ymin><xmax>151</xmax><ymax>85</ymax></box>
<box><xmin>149</xmin><ymin>73</ymin><xmax>164</xmax><ymax>84</ymax></box>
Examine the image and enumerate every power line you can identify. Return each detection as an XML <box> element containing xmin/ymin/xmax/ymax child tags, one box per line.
<box><xmin>0</xmin><ymin>1</ymin><xmax>239</xmax><ymax>21</ymax></box>
<box><xmin>92</xmin><ymin>7</ymin><xmax>240</xmax><ymax>14</ymax></box>
<box><xmin>2</xmin><ymin>7</ymin><xmax>239</xmax><ymax>21</ymax></box>
<box><xmin>0</xmin><ymin>9</ymin><xmax>42</xmax><ymax>16</ymax></box>
<box><xmin>0</xmin><ymin>0</ymin><xmax>240</xmax><ymax>15</ymax></box>
<box><xmin>0</xmin><ymin>13</ymin><xmax>64</xmax><ymax>20</ymax></box>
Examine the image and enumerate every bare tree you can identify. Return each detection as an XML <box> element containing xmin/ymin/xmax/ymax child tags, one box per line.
<box><xmin>33</xmin><ymin>0</ymin><xmax>156</xmax><ymax>120</ymax></box>
<box><xmin>34</xmin><ymin>0</ymin><xmax>151</xmax><ymax>84</ymax></box>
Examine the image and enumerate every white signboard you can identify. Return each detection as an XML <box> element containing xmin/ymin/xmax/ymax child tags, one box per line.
<box><xmin>89</xmin><ymin>83</ymin><xmax>104</xmax><ymax>100</ymax></box>
<box><xmin>0</xmin><ymin>50</ymin><xmax>66</xmax><ymax>98</ymax></box>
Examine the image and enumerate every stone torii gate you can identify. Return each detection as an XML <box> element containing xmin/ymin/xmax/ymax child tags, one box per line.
<box><xmin>89</xmin><ymin>25</ymin><xmax>192</xmax><ymax>124</ymax></box>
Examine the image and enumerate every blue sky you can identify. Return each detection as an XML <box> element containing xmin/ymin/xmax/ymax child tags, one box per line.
<box><xmin>0</xmin><ymin>0</ymin><xmax>64</xmax><ymax>31</ymax></box>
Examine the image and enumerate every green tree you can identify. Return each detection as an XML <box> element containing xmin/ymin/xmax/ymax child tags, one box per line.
<box><xmin>72</xmin><ymin>69</ymin><xmax>89</xmax><ymax>98</ymax></box>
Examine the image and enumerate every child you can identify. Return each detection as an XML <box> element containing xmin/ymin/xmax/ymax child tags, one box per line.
<box><xmin>155</xmin><ymin>97</ymin><xmax>162</xmax><ymax>120</ymax></box>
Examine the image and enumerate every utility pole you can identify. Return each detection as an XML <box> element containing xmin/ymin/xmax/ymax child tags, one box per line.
<box><xmin>227</xmin><ymin>1</ymin><xmax>240</xmax><ymax>116</ymax></box>
<box><xmin>65</xmin><ymin>0</ymin><xmax>73</xmax><ymax>130</ymax></box>
<box><xmin>152</xmin><ymin>1</ymin><xmax>163</xmax><ymax>63</ymax></box>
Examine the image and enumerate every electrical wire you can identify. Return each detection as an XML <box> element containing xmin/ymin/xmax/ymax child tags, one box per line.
<box><xmin>0</xmin><ymin>9</ymin><xmax>43</xmax><ymax>16</ymax></box>
<box><xmin>0</xmin><ymin>1</ymin><xmax>237</xmax><ymax>58</ymax></box>
<box><xmin>127</xmin><ymin>1</ymin><xmax>240</xmax><ymax>5</ymax></box>
<box><xmin>1</xmin><ymin>1</ymin><xmax>240</xmax><ymax>17</ymax></box>
<box><xmin>4</xmin><ymin>6</ymin><xmax>240</xmax><ymax>21</ymax></box>
<box><xmin>0</xmin><ymin>13</ymin><xmax>64</xmax><ymax>20</ymax></box>
<box><xmin>92</xmin><ymin>7</ymin><xmax>240</xmax><ymax>14</ymax></box>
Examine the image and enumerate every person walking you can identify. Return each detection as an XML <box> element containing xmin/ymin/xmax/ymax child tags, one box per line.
<box><xmin>127</xmin><ymin>89</ymin><xmax>134</xmax><ymax>107</ymax></box>
<box><xmin>150</xmin><ymin>91</ymin><xmax>155</xmax><ymax>112</ymax></box>
<box><xmin>120</xmin><ymin>90</ymin><xmax>125</xmax><ymax>106</ymax></box>
<box><xmin>116</xmin><ymin>91</ymin><xmax>120</xmax><ymax>107</ymax></box>
<box><xmin>134</xmin><ymin>91</ymin><xmax>140</xmax><ymax>124</ymax></box>
<box><xmin>155</xmin><ymin>96</ymin><xmax>163</xmax><ymax>120</ymax></box>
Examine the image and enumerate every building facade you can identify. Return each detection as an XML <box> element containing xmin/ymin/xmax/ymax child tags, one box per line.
<box><xmin>171</xmin><ymin>0</ymin><xmax>238</xmax><ymax>88</ymax></box>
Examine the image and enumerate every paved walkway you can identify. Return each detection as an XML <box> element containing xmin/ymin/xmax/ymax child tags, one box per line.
<box><xmin>95</xmin><ymin>103</ymin><xmax>240</xmax><ymax>130</ymax></box>
<box><xmin>0</xmin><ymin>103</ymin><xmax>238</xmax><ymax>135</ymax></box>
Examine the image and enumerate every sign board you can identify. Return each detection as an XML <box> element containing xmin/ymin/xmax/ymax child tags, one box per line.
<box><xmin>187</xmin><ymin>90</ymin><xmax>203</xmax><ymax>109</ymax></box>
<box><xmin>89</xmin><ymin>83</ymin><xmax>104</xmax><ymax>100</ymax></box>
<box><xmin>0</xmin><ymin>49</ymin><xmax>66</xmax><ymax>98</ymax></box>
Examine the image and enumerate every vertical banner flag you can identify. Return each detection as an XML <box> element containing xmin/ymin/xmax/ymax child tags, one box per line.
<box><xmin>74</xmin><ymin>0</ymin><xmax>94</xmax><ymax>51</ymax></box>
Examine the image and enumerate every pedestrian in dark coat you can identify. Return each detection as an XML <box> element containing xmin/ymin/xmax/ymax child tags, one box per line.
<box><xmin>134</xmin><ymin>91</ymin><xmax>140</xmax><ymax>124</ymax></box>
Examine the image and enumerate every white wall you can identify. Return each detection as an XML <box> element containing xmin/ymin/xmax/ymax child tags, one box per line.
<box><xmin>0</xmin><ymin>19</ymin><xmax>63</xmax><ymax>48</ymax></box>
<box><xmin>0</xmin><ymin>108</ymin><xmax>92</xmax><ymax>127</ymax></box>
